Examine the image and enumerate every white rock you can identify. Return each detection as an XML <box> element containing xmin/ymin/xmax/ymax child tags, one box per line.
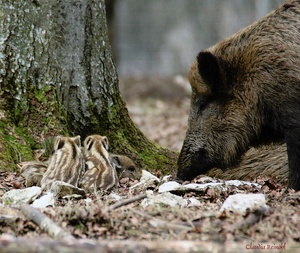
<box><xmin>31</xmin><ymin>192</ymin><xmax>55</xmax><ymax>208</ymax></box>
<box><xmin>187</xmin><ymin>197</ymin><xmax>201</xmax><ymax>207</ymax></box>
<box><xmin>225</xmin><ymin>180</ymin><xmax>261</xmax><ymax>188</ymax></box>
<box><xmin>158</xmin><ymin>179</ymin><xmax>261</xmax><ymax>194</ymax></box>
<box><xmin>130</xmin><ymin>170</ymin><xmax>160</xmax><ymax>191</ymax></box>
<box><xmin>140</xmin><ymin>170</ymin><xmax>160</xmax><ymax>182</ymax></box>
<box><xmin>220</xmin><ymin>193</ymin><xmax>267</xmax><ymax>215</ymax></box>
<box><xmin>158</xmin><ymin>181</ymin><xmax>181</xmax><ymax>193</ymax></box>
<box><xmin>158</xmin><ymin>181</ymin><xmax>227</xmax><ymax>193</ymax></box>
<box><xmin>141</xmin><ymin>192</ymin><xmax>188</xmax><ymax>208</ymax></box>
<box><xmin>2</xmin><ymin>187</ymin><xmax>42</xmax><ymax>205</ymax></box>
<box><xmin>184</xmin><ymin>182</ymin><xmax>227</xmax><ymax>191</ymax></box>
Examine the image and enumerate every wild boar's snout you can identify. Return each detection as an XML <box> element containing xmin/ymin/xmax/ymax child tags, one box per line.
<box><xmin>177</xmin><ymin>139</ymin><xmax>216</xmax><ymax>181</ymax></box>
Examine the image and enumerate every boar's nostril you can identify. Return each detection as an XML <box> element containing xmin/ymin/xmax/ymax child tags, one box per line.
<box><xmin>196</xmin><ymin>148</ymin><xmax>207</xmax><ymax>158</ymax></box>
<box><xmin>177</xmin><ymin>145</ymin><xmax>215</xmax><ymax>181</ymax></box>
<box><xmin>193</xmin><ymin>148</ymin><xmax>216</xmax><ymax>170</ymax></box>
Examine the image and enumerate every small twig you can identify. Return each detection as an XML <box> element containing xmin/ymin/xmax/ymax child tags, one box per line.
<box><xmin>102</xmin><ymin>193</ymin><xmax>147</xmax><ymax>213</ymax></box>
<box><xmin>16</xmin><ymin>204</ymin><xmax>75</xmax><ymax>240</ymax></box>
<box><xmin>131</xmin><ymin>209</ymin><xmax>192</xmax><ymax>231</ymax></box>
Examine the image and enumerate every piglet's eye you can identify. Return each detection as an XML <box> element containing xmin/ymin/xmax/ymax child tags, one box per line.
<box><xmin>128</xmin><ymin>166</ymin><xmax>135</xmax><ymax>172</ymax></box>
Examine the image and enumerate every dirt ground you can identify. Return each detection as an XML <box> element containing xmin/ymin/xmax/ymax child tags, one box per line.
<box><xmin>0</xmin><ymin>76</ymin><xmax>300</xmax><ymax>252</ymax></box>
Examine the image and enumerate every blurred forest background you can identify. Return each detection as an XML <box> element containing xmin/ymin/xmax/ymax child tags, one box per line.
<box><xmin>107</xmin><ymin>0</ymin><xmax>282</xmax><ymax>77</ymax></box>
<box><xmin>104</xmin><ymin>0</ymin><xmax>282</xmax><ymax>151</ymax></box>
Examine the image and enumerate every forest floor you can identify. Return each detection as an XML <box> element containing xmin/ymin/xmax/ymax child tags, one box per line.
<box><xmin>0</xmin><ymin>76</ymin><xmax>300</xmax><ymax>252</ymax></box>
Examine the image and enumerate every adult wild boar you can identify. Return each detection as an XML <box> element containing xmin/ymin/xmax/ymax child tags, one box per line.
<box><xmin>177</xmin><ymin>0</ymin><xmax>300</xmax><ymax>190</ymax></box>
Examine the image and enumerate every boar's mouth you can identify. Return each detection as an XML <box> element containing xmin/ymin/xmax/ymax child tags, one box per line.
<box><xmin>176</xmin><ymin>147</ymin><xmax>218</xmax><ymax>181</ymax></box>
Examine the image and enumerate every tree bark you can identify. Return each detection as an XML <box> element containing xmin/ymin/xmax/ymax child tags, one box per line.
<box><xmin>0</xmin><ymin>0</ymin><xmax>177</xmax><ymax>173</ymax></box>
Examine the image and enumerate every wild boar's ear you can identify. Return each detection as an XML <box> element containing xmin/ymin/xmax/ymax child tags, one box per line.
<box><xmin>197</xmin><ymin>52</ymin><xmax>226</xmax><ymax>94</ymax></box>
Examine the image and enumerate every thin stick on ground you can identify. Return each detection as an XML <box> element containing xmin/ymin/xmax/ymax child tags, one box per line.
<box><xmin>16</xmin><ymin>204</ymin><xmax>75</xmax><ymax>240</ymax></box>
<box><xmin>102</xmin><ymin>193</ymin><xmax>147</xmax><ymax>213</ymax></box>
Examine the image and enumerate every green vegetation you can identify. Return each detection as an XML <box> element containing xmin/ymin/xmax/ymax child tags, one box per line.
<box><xmin>0</xmin><ymin>118</ymin><xmax>34</xmax><ymax>171</ymax></box>
<box><xmin>0</xmin><ymin>84</ymin><xmax>67</xmax><ymax>171</ymax></box>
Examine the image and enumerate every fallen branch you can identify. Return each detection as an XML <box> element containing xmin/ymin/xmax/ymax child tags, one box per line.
<box><xmin>102</xmin><ymin>193</ymin><xmax>147</xmax><ymax>213</ymax></box>
<box><xmin>15</xmin><ymin>204</ymin><xmax>75</xmax><ymax>240</ymax></box>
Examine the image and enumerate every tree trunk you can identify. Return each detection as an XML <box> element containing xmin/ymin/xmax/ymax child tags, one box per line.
<box><xmin>0</xmin><ymin>0</ymin><xmax>177</xmax><ymax>173</ymax></box>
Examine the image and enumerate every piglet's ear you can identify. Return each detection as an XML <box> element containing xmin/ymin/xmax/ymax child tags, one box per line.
<box><xmin>54</xmin><ymin>136</ymin><xmax>63</xmax><ymax>150</ymax></box>
<box><xmin>197</xmin><ymin>51</ymin><xmax>225</xmax><ymax>94</ymax></box>
<box><xmin>84</xmin><ymin>136</ymin><xmax>94</xmax><ymax>152</ymax></box>
<box><xmin>73</xmin><ymin>135</ymin><xmax>81</xmax><ymax>147</ymax></box>
<box><xmin>102</xmin><ymin>136</ymin><xmax>109</xmax><ymax>151</ymax></box>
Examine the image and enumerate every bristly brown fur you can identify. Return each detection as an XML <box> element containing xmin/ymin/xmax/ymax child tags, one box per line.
<box><xmin>41</xmin><ymin>136</ymin><xmax>85</xmax><ymax>191</ymax></box>
<box><xmin>207</xmin><ymin>143</ymin><xmax>288</xmax><ymax>183</ymax></box>
<box><xmin>80</xmin><ymin>135</ymin><xmax>119</xmax><ymax>192</ymax></box>
<box><xmin>178</xmin><ymin>0</ymin><xmax>300</xmax><ymax>190</ymax></box>
<box><xmin>110</xmin><ymin>154</ymin><xmax>141</xmax><ymax>180</ymax></box>
<box><xmin>19</xmin><ymin>161</ymin><xmax>48</xmax><ymax>187</ymax></box>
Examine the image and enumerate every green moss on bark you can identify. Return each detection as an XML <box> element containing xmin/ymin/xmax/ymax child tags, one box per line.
<box><xmin>0</xmin><ymin>118</ymin><xmax>34</xmax><ymax>171</ymax></box>
<box><xmin>0</xmin><ymin>83</ymin><xmax>68</xmax><ymax>171</ymax></box>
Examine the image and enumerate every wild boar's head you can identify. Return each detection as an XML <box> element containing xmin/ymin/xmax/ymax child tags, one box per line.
<box><xmin>177</xmin><ymin>51</ymin><xmax>265</xmax><ymax>181</ymax></box>
<box><xmin>177</xmin><ymin>1</ymin><xmax>300</xmax><ymax>190</ymax></box>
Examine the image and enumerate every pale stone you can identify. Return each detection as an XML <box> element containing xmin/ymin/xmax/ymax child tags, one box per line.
<box><xmin>142</xmin><ymin>191</ymin><xmax>188</xmax><ymax>208</ymax></box>
<box><xmin>130</xmin><ymin>170</ymin><xmax>160</xmax><ymax>192</ymax></box>
<box><xmin>31</xmin><ymin>192</ymin><xmax>55</xmax><ymax>208</ymax></box>
<box><xmin>1</xmin><ymin>187</ymin><xmax>42</xmax><ymax>205</ymax></box>
<box><xmin>220</xmin><ymin>193</ymin><xmax>268</xmax><ymax>215</ymax></box>
<box><xmin>158</xmin><ymin>180</ymin><xmax>261</xmax><ymax>194</ymax></box>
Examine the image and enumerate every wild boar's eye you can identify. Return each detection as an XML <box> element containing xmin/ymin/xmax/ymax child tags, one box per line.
<box><xmin>193</xmin><ymin>93</ymin><xmax>210</xmax><ymax>110</ymax></box>
<box><xmin>199</xmin><ymin>101</ymin><xmax>208</xmax><ymax>111</ymax></box>
<box><xmin>196</xmin><ymin>97</ymin><xmax>210</xmax><ymax>112</ymax></box>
